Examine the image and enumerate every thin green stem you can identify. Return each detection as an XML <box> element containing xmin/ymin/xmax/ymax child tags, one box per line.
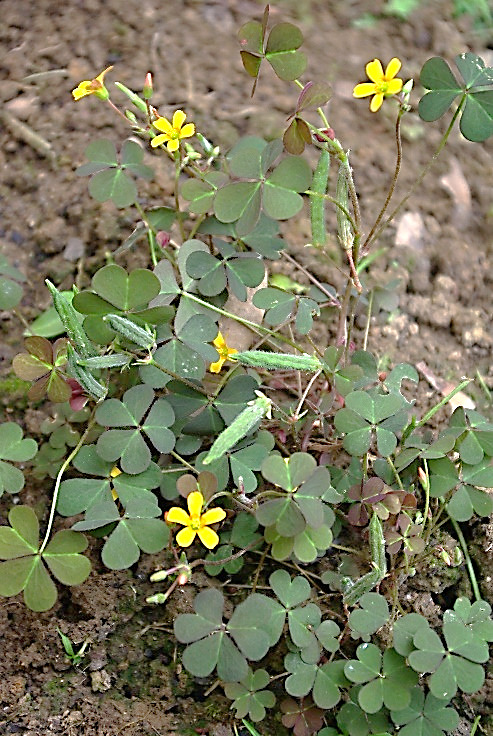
<box><xmin>148</xmin><ymin>357</ymin><xmax>209</xmax><ymax>395</ymax></box>
<box><xmin>369</xmin><ymin>94</ymin><xmax>467</xmax><ymax>245</ymax></box>
<box><xmin>363</xmin><ymin>289</ymin><xmax>374</xmax><ymax>351</ymax></box>
<box><xmin>412</xmin><ymin>378</ymin><xmax>472</xmax><ymax>430</ymax></box>
<box><xmin>470</xmin><ymin>715</ymin><xmax>481</xmax><ymax>736</ymax></box>
<box><xmin>361</xmin><ymin>111</ymin><xmax>402</xmax><ymax>254</ymax></box>
<box><xmin>39</xmin><ymin>418</ymin><xmax>96</xmax><ymax>554</ymax></box>
<box><xmin>174</xmin><ymin>155</ymin><xmax>186</xmax><ymax>241</ymax></box>
<box><xmin>387</xmin><ymin>455</ymin><xmax>404</xmax><ymax>491</ymax></box>
<box><xmin>304</xmin><ymin>189</ymin><xmax>358</xmax><ymax>233</ymax></box>
<box><xmin>282</xmin><ymin>251</ymin><xmax>340</xmax><ymax>307</ymax></box>
<box><xmin>449</xmin><ymin>517</ymin><xmax>481</xmax><ymax>601</ymax></box>
<box><xmin>182</xmin><ymin>292</ymin><xmax>305</xmax><ymax>353</ymax></box>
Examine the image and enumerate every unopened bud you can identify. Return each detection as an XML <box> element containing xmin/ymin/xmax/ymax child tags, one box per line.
<box><xmin>439</xmin><ymin>548</ymin><xmax>452</xmax><ymax>566</ymax></box>
<box><xmin>156</xmin><ymin>231</ymin><xmax>170</xmax><ymax>248</ymax></box>
<box><xmin>177</xmin><ymin>572</ymin><xmax>189</xmax><ymax>586</ymax></box>
<box><xmin>143</xmin><ymin>72</ymin><xmax>153</xmax><ymax>100</ymax></box>
<box><xmin>417</xmin><ymin>467</ymin><xmax>429</xmax><ymax>490</ymax></box>
<box><xmin>315</xmin><ymin>127</ymin><xmax>335</xmax><ymax>143</ymax></box>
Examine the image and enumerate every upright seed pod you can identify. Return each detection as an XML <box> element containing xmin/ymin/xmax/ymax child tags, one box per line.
<box><xmin>336</xmin><ymin>163</ymin><xmax>354</xmax><ymax>252</ymax></box>
<box><xmin>310</xmin><ymin>148</ymin><xmax>330</xmax><ymax>247</ymax></box>
<box><xmin>45</xmin><ymin>280</ymin><xmax>97</xmax><ymax>359</ymax></box>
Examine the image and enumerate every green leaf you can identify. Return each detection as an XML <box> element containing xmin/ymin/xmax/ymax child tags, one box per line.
<box><xmin>349</xmin><ymin>593</ymin><xmax>390</xmax><ymax>639</ymax></box>
<box><xmin>345</xmin><ymin>644</ymin><xmax>417</xmax><ymax>713</ymax></box>
<box><xmin>91</xmin><ymin>265</ymin><xmax>161</xmax><ymax>312</ymax></box>
<box><xmin>174</xmin><ymin>589</ymin><xmax>252</xmax><ymax>682</ymax></box>
<box><xmin>224</xmin><ymin>668</ymin><xmax>276</xmax><ymax>722</ymax></box>
<box><xmin>393</xmin><ymin>613</ymin><xmax>430</xmax><ymax>657</ymax></box>
<box><xmin>265</xmin><ymin>22</ymin><xmax>307</xmax><ymax>81</ymax></box>
<box><xmin>0</xmin><ymin>423</ymin><xmax>37</xmax><ymax>497</ymax></box>
<box><xmin>391</xmin><ymin>687</ymin><xmax>459</xmax><ymax>736</ymax></box>
<box><xmin>261</xmin><ymin>452</ymin><xmax>316</xmax><ymax>491</ymax></box>
<box><xmin>418</xmin><ymin>57</ymin><xmax>462</xmax><ymax>121</ymax></box>
<box><xmin>0</xmin><ymin>506</ymin><xmax>90</xmax><ymax>611</ymax></box>
<box><xmin>269</xmin><ymin>569</ymin><xmax>311</xmax><ymax>608</ymax></box>
<box><xmin>460</xmin><ymin>89</ymin><xmax>493</xmax><ymax>142</ymax></box>
<box><xmin>447</xmin><ymin>484</ymin><xmax>493</xmax><ymax>521</ymax></box>
<box><xmin>96</xmin><ymin>385</ymin><xmax>165</xmax><ymax>474</ymax></box>
<box><xmin>101</xmin><ymin>517</ymin><xmax>169</xmax><ymax>570</ymax></box>
<box><xmin>0</xmin><ymin>276</ymin><xmax>23</xmax><ymax>309</ymax></box>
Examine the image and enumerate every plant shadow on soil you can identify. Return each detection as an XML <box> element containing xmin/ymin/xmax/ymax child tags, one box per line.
<box><xmin>0</xmin><ymin>0</ymin><xmax>492</xmax><ymax>734</ymax></box>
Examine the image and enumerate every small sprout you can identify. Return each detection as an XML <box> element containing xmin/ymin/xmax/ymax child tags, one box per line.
<box><xmin>57</xmin><ymin>628</ymin><xmax>90</xmax><ymax>666</ymax></box>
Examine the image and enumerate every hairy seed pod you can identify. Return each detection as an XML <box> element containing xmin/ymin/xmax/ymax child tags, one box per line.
<box><xmin>234</xmin><ymin>350</ymin><xmax>322</xmax><ymax>372</ymax></box>
<box><xmin>103</xmin><ymin>314</ymin><xmax>156</xmax><ymax>350</ymax></box>
<box><xmin>66</xmin><ymin>344</ymin><xmax>107</xmax><ymax>401</ymax></box>
<box><xmin>203</xmin><ymin>392</ymin><xmax>271</xmax><ymax>465</ymax></box>
<box><xmin>45</xmin><ymin>280</ymin><xmax>97</xmax><ymax>359</ymax></box>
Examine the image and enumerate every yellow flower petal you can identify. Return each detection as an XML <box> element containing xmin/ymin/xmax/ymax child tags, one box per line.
<box><xmin>153</xmin><ymin>117</ymin><xmax>173</xmax><ymax>135</ymax></box>
<box><xmin>180</xmin><ymin>123</ymin><xmax>195</xmax><ymax>139</ymax></box>
<box><xmin>151</xmin><ymin>134</ymin><xmax>169</xmax><ymax>148</ymax></box>
<box><xmin>176</xmin><ymin>527</ymin><xmax>197</xmax><ymax>547</ymax></box>
<box><xmin>201</xmin><ymin>508</ymin><xmax>227</xmax><ymax>526</ymax></box>
<box><xmin>366</xmin><ymin>59</ymin><xmax>384</xmax><ymax>84</ymax></box>
<box><xmin>197</xmin><ymin>526</ymin><xmax>220</xmax><ymax>549</ymax></box>
<box><xmin>166</xmin><ymin>507</ymin><xmax>191</xmax><ymax>526</ymax></box>
<box><xmin>213</xmin><ymin>332</ymin><xmax>226</xmax><ymax>350</ymax></box>
<box><xmin>353</xmin><ymin>82</ymin><xmax>378</xmax><ymax>99</ymax></box>
<box><xmin>187</xmin><ymin>491</ymin><xmax>204</xmax><ymax>518</ymax></box>
<box><xmin>209</xmin><ymin>358</ymin><xmax>225</xmax><ymax>373</ymax></box>
<box><xmin>72</xmin><ymin>82</ymin><xmax>92</xmax><ymax>100</ymax></box>
<box><xmin>385</xmin><ymin>57</ymin><xmax>402</xmax><ymax>80</ymax></box>
<box><xmin>385</xmin><ymin>78</ymin><xmax>403</xmax><ymax>95</ymax></box>
<box><xmin>167</xmin><ymin>138</ymin><xmax>180</xmax><ymax>152</ymax></box>
<box><xmin>370</xmin><ymin>93</ymin><xmax>384</xmax><ymax>112</ymax></box>
<box><xmin>172</xmin><ymin>109</ymin><xmax>187</xmax><ymax>130</ymax></box>
<box><xmin>95</xmin><ymin>66</ymin><xmax>114</xmax><ymax>84</ymax></box>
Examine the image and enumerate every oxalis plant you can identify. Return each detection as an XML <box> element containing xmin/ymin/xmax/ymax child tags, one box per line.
<box><xmin>1</xmin><ymin>5</ymin><xmax>493</xmax><ymax>735</ymax></box>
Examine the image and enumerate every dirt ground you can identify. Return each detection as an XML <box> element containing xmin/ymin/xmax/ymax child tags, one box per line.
<box><xmin>0</xmin><ymin>0</ymin><xmax>492</xmax><ymax>734</ymax></box>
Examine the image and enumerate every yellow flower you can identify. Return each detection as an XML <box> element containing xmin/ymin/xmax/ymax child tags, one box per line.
<box><xmin>165</xmin><ymin>491</ymin><xmax>226</xmax><ymax>549</ymax></box>
<box><xmin>209</xmin><ymin>332</ymin><xmax>238</xmax><ymax>373</ymax></box>
<box><xmin>151</xmin><ymin>110</ymin><xmax>195</xmax><ymax>152</ymax></box>
<box><xmin>72</xmin><ymin>66</ymin><xmax>113</xmax><ymax>101</ymax></box>
<box><xmin>353</xmin><ymin>58</ymin><xmax>403</xmax><ymax>112</ymax></box>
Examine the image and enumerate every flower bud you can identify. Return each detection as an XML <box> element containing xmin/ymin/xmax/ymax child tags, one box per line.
<box><xmin>315</xmin><ymin>127</ymin><xmax>335</xmax><ymax>143</ymax></box>
<box><xmin>143</xmin><ymin>72</ymin><xmax>153</xmax><ymax>100</ymax></box>
<box><xmin>156</xmin><ymin>231</ymin><xmax>170</xmax><ymax>248</ymax></box>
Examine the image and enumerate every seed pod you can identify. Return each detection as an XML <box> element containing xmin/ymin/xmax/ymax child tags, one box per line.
<box><xmin>369</xmin><ymin>512</ymin><xmax>387</xmax><ymax>577</ymax></box>
<box><xmin>78</xmin><ymin>353</ymin><xmax>131</xmax><ymax>369</ymax></box>
<box><xmin>336</xmin><ymin>164</ymin><xmax>354</xmax><ymax>252</ymax></box>
<box><xmin>310</xmin><ymin>148</ymin><xmax>330</xmax><ymax>247</ymax></box>
<box><xmin>234</xmin><ymin>350</ymin><xmax>322</xmax><ymax>372</ymax></box>
<box><xmin>342</xmin><ymin>567</ymin><xmax>382</xmax><ymax>607</ymax></box>
<box><xmin>45</xmin><ymin>280</ymin><xmax>97</xmax><ymax>359</ymax></box>
<box><xmin>114</xmin><ymin>82</ymin><xmax>147</xmax><ymax>114</ymax></box>
<box><xmin>203</xmin><ymin>392</ymin><xmax>271</xmax><ymax>465</ymax></box>
<box><xmin>66</xmin><ymin>344</ymin><xmax>107</xmax><ymax>402</ymax></box>
<box><xmin>103</xmin><ymin>314</ymin><xmax>156</xmax><ymax>350</ymax></box>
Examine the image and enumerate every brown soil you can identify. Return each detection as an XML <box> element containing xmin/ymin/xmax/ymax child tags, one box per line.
<box><xmin>0</xmin><ymin>1</ymin><xmax>492</xmax><ymax>734</ymax></box>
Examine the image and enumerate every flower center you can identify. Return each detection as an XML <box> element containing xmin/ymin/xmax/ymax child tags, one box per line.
<box><xmin>375</xmin><ymin>81</ymin><xmax>390</xmax><ymax>94</ymax></box>
<box><xmin>190</xmin><ymin>515</ymin><xmax>201</xmax><ymax>530</ymax></box>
